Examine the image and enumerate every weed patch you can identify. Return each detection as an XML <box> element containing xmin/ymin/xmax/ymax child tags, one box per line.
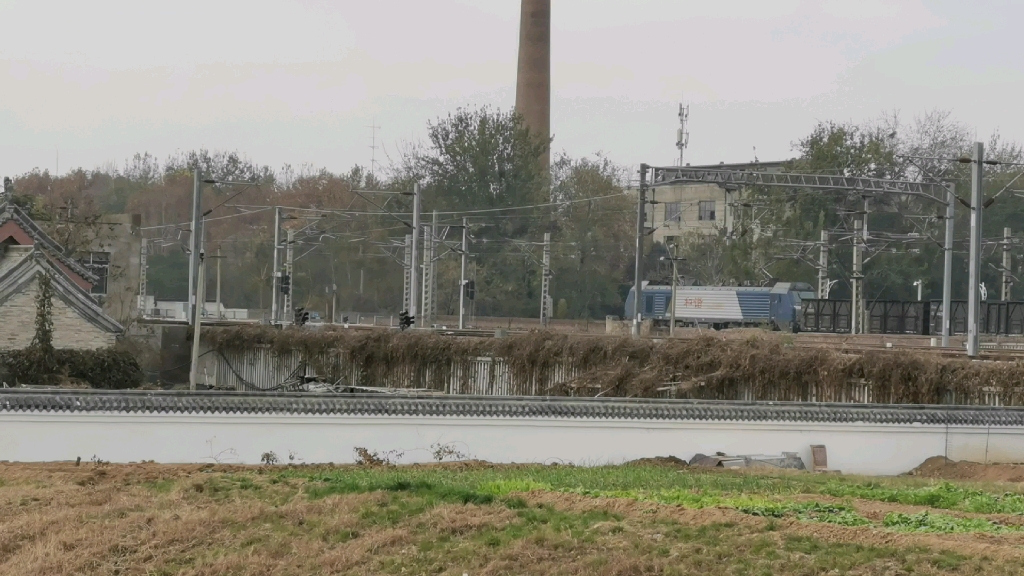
<box><xmin>883</xmin><ymin>512</ymin><xmax>1019</xmax><ymax>534</ymax></box>
<box><xmin>821</xmin><ymin>480</ymin><xmax>1024</xmax><ymax>514</ymax></box>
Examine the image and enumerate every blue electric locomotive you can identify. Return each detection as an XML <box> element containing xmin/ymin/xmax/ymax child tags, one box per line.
<box><xmin>625</xmin><ymin>282</ymin><xmax>817</xmax><ymax>331</ymax></box>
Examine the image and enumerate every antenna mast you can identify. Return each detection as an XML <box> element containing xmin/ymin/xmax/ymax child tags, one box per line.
<box><xmin>367</xmin><ymin>119</ymin><xmax>381</xmax><ymax>180</ymax></box>
<box><xmin>676</xmin><ymin>99</ymin><xmax>690</xmax><ymax>166</ymax></box>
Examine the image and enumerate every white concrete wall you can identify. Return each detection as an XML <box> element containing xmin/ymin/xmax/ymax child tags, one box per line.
<box><xmin>2</xmin><ymin>412</ymin><xmax>1022</xmax><ymax>475</ymax></box>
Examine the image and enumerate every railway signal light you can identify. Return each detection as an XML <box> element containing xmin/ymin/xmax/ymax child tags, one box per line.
<box><xmin>294</xmin><ymin>307</ymin><xmax>309</xmax><ymax>326</ymax></box>
<box><xmin>464</xmin><ymin>280</ymin><xmax>476</xmax><ymax>301</ymax></box>
<box><xmin>280</xmin><ymin>273</ymin><xmax>291</xmax><ymax>295</ymax></box>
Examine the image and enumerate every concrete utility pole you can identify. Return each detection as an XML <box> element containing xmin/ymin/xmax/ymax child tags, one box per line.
<box><xmin>188</xmin><ymin>170</ymin><xmax>202</xmax><ymax>325</ymax></box>
<box><xmin>914</xmin><ymin>280</ymin><xmax>923</xmax><ymax>302</ymax></box>
<box><xmin>669</xmin><ymin>257</ymin><xmax>677</xmax><ymax>337</ymax></box>
<box><xmin>331</xmin><ymin>284</ymin><xmax>337</xmax><ymax>324</ymax></box>
<box><xmin>541</xmin><ymin>231</ymin><xmax>552</xmax><ymax>327</ymax></box>
<box><xmin>852</xmin><ymin>219</ymin><xmax>863</xmax><ymax>335</ymax></box>
<box><xmin>215</xmin><ymin>247</ymin><xmax>222</xmax><ymax>319</ymax></box>
<box><xmin>271</xmin><ymin>207</ymin><xmax>281</xmax><ymax>324</ymax></box>
<box><xmin>861</xmin><ymin>199</ymin><xmax>869</xmax><ymax>333</ymax></box>
<box><xmin>459</xmin><ymin>218</ymin><xmax>468</xmax><ymax>330</ymax></box>
<box><xmin>138</xmin><ymin>238</ymin><xmax>148</xmax><ymax>317</ymax></box>
<box><xmin>189</xmin><ymin>252</ymin><xmax>205</xmax><ymax>391</ymax></box>
<box><xmin>632</xmin><ymin>164</ymin><xmax>648</xmax><ymax>338</ymax></box>
<box><xmin>942</xmin><ymin>185</ymin><xmax>955</xmax><ymax>347</ymax></box>
<box><xmin>515</xmin><ymin>0</ymin><xmax>551</xmax><ymax>170</ymax></box>
<box><xmin>420</xmin><ymin>218</ymin><xmax>435</xmax><ymax>329</ymax></box>
<box><xmin>967</xmin><ymin>142</ymin><xmax>984</xmax><ymax>357</ymax></box>
<box><xmin>284</xmin><ymin>229</ymin><xmax>295</xmax><ymax>325</ymax></box>
<box><xmin>1003</xmin><ymin>227</ymin><xmax>1013</xmax><ymax>302</ymax></box>
<box><xmin>409</xmin><ymin>184</ymin><xmax>421</xmax><ymax>326</ymax></box>
<box><xmin>430</xmin><ymin>210</ymin><xmax>439</xmax><ymax>325</ymax></box>
<box><xmin>402</xmin><ymin>233</ymin><xmax>413</xmax><ymax>313</ymax></box>
<box><xmin>818</xmin><ymin>230</ymin><xmax>829</xmax><ymax>299</ymax></box>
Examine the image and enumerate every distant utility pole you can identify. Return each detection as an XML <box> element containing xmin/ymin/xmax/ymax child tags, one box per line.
<box><xmin>851</xmin><ymin>219</ymin><xmax>864</xmax><ymax>335</ymax></box>
<box><xmin>216</xmin><ymin>247</ymin><xmax>222</xmax><ymax>319</ymax></box>
<box><xmin>661</xmin><ymin>249</ymin><xmax>685</xmax><ymax>338</ymax></box>
<box><xmin>420</xmin><ymin>215</ymin><xmax>435</xmax><ymax>329</ymax></box>
<box><xmin>409</xmin><ymin>184</ymin><xmax>421</xmax><ymax>326</ymax></box>
<box><xmin>402</xmin><ymin>233</ymin><xmax>413</xmax><ymax>313</ymax></box>
<box><xmin>459</xmin><ymin>218</ymin><xmax>469</xmax><ymax>330</ymax></box>
<box><xmin>189</xmin><ymin>252</ymin><xmax>206</xmax><ymax>391</ymax></box>
<box><xmin>632</xmin><ymin>164</ymin><xmax>649</xmax><ymax>338</ymax></box>
<box><xmin>430</xmin><ymin>210</ymin><xmax>439</xmax><ymax>325</ymax></box>
<box><xmin>188</xmin><ymin>170</ymin><xmax>202</xmax><ymax>325</ymax></box>
<box><xmin>540</xmin><ymin>231</ymin><xmax>552</xmax><ymax>327</ymax></box>
<box><xmin>138</xmin><ymin>238</ymin><xmax>148</xmax><ymax>317</ymax></box>
<box><xmin>284</xmin><ymin>229</ymin><xmax>295</xmax><ymax>325</ymax></box>
<box><xmin>271</xmin><ymin>207</ymin><xmax>281</xmax><ymax>324</ymax></box>
<box><xmin>818</xmin><ymin>230</ymin><xmax>829</xmax><ymax>299</ymax></box>
<box><xmin>942</xmin><ymin>184</ymin><xmax>955</xmax><ymax>348</ymax></box>
<box><xmin>967</xmin><ymin>142</ymin><xmax>984</xmax><ymax>357</ymax></box>
<box><xmin>330</xmin><ymin>283</ymin><xmax>337</xmax><ymax>324</ymax></box>
<box><xmin>1003</xmin><ymin>227</ymin><xmax>1013</xmax><ymax>302</ymax></box>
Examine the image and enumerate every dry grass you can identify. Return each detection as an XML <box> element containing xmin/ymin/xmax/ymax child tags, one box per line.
<box><xmin>205</xmin><ymin>327</ymin><xmax>1024</xmax><ymax>404</ymax></box>
<box><xmin>3</xmin><ymin>462</ymin><xmax>1024</xmax><ymax>575</ymax></box>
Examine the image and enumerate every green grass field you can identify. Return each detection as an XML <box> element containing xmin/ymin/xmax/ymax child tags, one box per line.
<box><xmin>3</xmin><ymin>460</ymin><xmax>1024</xmax><ymax>575</ymax></box>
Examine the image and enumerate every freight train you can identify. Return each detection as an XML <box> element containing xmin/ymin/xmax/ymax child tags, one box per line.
<box><xmin>625</xmin><ymin>282</ymin><xmax>817</xmax><ymax>331</ymax></box>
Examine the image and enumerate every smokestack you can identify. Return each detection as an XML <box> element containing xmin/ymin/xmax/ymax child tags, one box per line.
<box><xmin>515</xmin><ymin>0</ymin><xmax>550</xmax><ymax>170</ymax></box>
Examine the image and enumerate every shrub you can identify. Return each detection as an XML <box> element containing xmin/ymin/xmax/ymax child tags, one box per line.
<box><xmin>0</xmin><ymin>347</ymin><xmax>143</xmax><ymax>389</ymax></box>
<box><xmin>0</xmin><ymin>273</ymin><xmax>143</xmax><ymax>389</ymax></box>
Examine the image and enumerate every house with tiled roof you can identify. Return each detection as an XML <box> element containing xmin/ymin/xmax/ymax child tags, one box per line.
<box><xmin>0</xmin><ymin>202</ymin><xmax>123</xmax><ymax>350</ymax></box>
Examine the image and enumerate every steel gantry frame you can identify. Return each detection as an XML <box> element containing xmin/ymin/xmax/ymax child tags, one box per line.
<box><xmin>643</xmin><ymin>166</ymin><xmax>958</xmax><ymax>347</ymax></box>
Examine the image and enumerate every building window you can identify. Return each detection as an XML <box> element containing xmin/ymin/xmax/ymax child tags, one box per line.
<box><xmin>664</xmin><ymin>202</ymin><xmax>682</xmax><ymax>225</ymax></box>
<box><xmin>698</xmin><ymin>200</ymin><xmax>716</xmax><ymax>221</ymax></box>
<box><xmin>80</xmin><ymin>252</ymin><xmax>110</xmax><ymax>295</ymax></box>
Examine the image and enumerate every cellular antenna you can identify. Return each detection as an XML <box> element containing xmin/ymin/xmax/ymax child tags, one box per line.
<box><xmin>676</xmin><ymin>98</ymin><xmax>690</xmax><ymax>166</ymax></box>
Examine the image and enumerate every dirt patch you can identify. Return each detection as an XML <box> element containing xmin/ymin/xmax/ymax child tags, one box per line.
<box><xmin>625</xmin><ymin>456</ymin><xmax>688</xmax><ymax>468</ymax></box>
<box><xmin>910</xmin><ymin>456</ymin><xmax>1024</xmax><ymax>483</ymax></box>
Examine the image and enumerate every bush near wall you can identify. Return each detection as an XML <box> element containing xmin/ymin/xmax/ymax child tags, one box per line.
<box><xmin>0</xmin><ymin>274</ymin><xmax>144</xmax><ymax>389</ymax></box>
<box><xmin>0</xmin><ymin>347</ymin><xmax>143</xmax><ymax>390</ymax></box>
<box><xmin>204</xmin><ymin>326</ymin><xmax>1024</xmax><ymax>405</ymax></box>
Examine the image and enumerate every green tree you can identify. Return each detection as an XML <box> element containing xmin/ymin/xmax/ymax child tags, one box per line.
<box><xmin>548</xmin><ymin>153</ymin><xmax>634</xmax><ymax>318</ymax></box>
<box><xmin>392</xmin><ymin>106</ymin><xmax>551</xmax><ymax>318</ymax></box>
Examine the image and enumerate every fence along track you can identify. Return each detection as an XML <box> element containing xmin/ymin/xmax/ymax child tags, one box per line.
<box><xmin>208</xmin><ymin>345</ymin><xmax>1020</xmax><ymax>407</ymax></box>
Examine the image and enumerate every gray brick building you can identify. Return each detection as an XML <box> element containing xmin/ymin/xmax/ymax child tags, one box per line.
<box><xmin>0</xmin><ymin>203</ymin><xmax>123</xmax><ymax>350</ymax></box>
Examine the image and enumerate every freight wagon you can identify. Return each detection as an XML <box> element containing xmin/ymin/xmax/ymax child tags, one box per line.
<box><xmin>625</xmin><ymin>282</ymin><xmax>816</xmax><ymax>331</ymax></box>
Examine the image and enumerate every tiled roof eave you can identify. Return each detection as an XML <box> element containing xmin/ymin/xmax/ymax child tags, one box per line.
<box><xmin>0</xmin><ymin>390</ymin><xmax>1021</xmax><ymax>426</ymax></box>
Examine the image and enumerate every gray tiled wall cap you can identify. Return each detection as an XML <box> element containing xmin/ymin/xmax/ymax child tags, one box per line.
<box><xmin>1</xmin><ymin>389</ymin><xmax>1023</xmax><ymax>426</ymax></box>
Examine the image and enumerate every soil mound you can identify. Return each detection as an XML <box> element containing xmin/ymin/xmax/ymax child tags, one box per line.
<box><xmin>909</xmin><ymin>456</ymin><xmax>1024</xmax><ymax>482</ymax></box>
<box><xmin>626</xmin><ymin>456</ymin><xmax>688</xmax><ymax>468</ymax></box>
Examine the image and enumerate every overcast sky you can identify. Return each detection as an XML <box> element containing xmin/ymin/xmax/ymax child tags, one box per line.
<box><xmin>1</xmin><ymin>0</ymin><xmax>1020</xmax><ymax>178</ymax></box>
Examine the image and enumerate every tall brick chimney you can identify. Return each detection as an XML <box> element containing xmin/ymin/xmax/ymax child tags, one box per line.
<box><xmin>515</xmin><ymin>0</ymin><xmax>550</xmax><ymax>171</ymax></box>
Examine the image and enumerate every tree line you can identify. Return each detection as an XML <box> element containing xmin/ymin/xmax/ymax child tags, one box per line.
<box><xmin>5</xmin><ymin>108</ymin><xmax>1022</xmax><ymax>322</ymax></box>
